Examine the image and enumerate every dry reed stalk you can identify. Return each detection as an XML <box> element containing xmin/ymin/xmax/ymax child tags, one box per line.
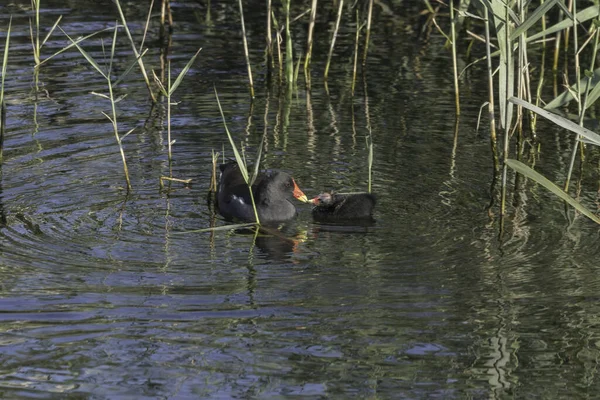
<box><xmin>363</xmin><ymin>75</ymin><xmax>373</xmax><ymax>193</ymax></box>
<box><xmin>267</xmin><ymin>0</ymin><xmax>273</xmax><ymax>65</ymax></box>
<box><xmin>277</xmin><ymin>31</ymin><xmax>283</xmax><ymax>83</ymax></box>
<box><xmin>210</xmin><ymin>150</ymin><xmax>219</xmax><ymax>192</ymax></box>
<box><xmin>283</xmin><ymin>0</ymin><xmax>294</xmax><ymax>85</ymax></box>
<box><xmin>362</xmin><ymin>0</ymin><xmax>373</xmax><ymax>66</ymax></box>
<box><xmin>161</xmin><ymin>0</ymin><xmax>173</xmax><ymax>32</ymax></box>
<box><xmin>352</xmin><ymin>10</ymin><xmax>361</xmax><ymax>96</ymax></box>
<box><xmin>449</xmin><ymin>0</ymin><xmax>460</xmax><ymax>116</ymax></box>
<box><xmin>304</xmin><ymin>0</ymin><xmax>318</xmax><ymax>71</ymax></box>
<box><xmin>160</xmin><ymin>176</ymin><xmax>192</xmax><ymax>188</ymax></box>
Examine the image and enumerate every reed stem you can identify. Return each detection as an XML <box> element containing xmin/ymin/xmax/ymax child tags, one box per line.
<box><xmin>564</xmin><ymin>0</ymin><xmax>581</xmax><ymax>192</ymax></box>
<box><xmin>362</xmin><ymin>0</ymin><xmax>373</xmax><ymax>66</ymax></box>
<box><xmin>325</xmin><ymin>0</ymin><xmax>344</xmax><ymax>80</ymax></box>
<box><xmin>108</xmin><ymin>27</ymin><xmax>132</xmax><ymax>191</ymax></box>
<box><xmin>500</xmin><ymin>2</ymin><xmax>512</xmax><ymax>217</ymax></box>
<box><xmin>283</xmin><ymin>0</ymin><xmax>294</xmax><ymax>85</ymax></box>
<box><xmin>31</xmin><ymin>0</ymin><xmax>40</xmax><ymax>65</ymax></box>
<box><xmin>449</xmin><ymin>0</ymin><xmax>460</xmax><ymax>116</ymax></box>
<box><xmin>161</xmin><ymin>0</ymin><xmax>173</xmax><ymax>33</ymax></box>
<box><xmin>483</xmin><ymin>6</ymin><xmax>497</xmax><ymax>168</ymax></box>
<box><xmin>304</xmin><ymin>0</ymin><xmax>318</xmax><ymax>71</ymax></box>
<box><xmin>0</xmin><ymin>17</ymin><xmax>11</xmax><ymax>163</ymax></box>
<box><xmin>267</xmin><ymin>0</ymin><xmax>273</xmax><ymax>66</ymax></box>
<box><xmin>167</xmin><ymin>61</ymin><xmax>172</xmax><ymax>164</ymax></box>
<box><xmin>352</xmin><ymin>10</ymin><xmax>362</xmax><ymax>96</ymax></box>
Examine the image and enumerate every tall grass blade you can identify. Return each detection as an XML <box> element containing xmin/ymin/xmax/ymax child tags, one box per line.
<box><xmin>0</xmin><ymin>16</ymin><xmax>11</xmax><ymax>161</ymax></box>
<box><xmin>527</xmin><ymin>6</ymin><xmax>598</xmax><ymax>43</ymax></box>
<box><xmin>172</xmin><ymin>222</ymin><xmax>257</xmax><ymax>234</ymax></box>
<box><xmin>449</xmin><ymin>0</ymin><xmax>460</xmax><ymax>115</ymax></box>
<box><xmin>169</xmin><ymin>47</ymin><xmax>202</xmax><ymax>95</ymax></box>
<box><xmin>58</xmin><ymin>26</ymin><xmax>107</xmax><ymax>78</ymax></box>
<box><xmin>546</xmin><ymin>67</ymin><xmax>600</xmax><ymax>109</ymax></box>
<box><xmin>509</xmin><ymin>96</ymin><xmax>600</xmax><ymax>145</ymax></box>
<box><xmin>485</xmin><ymin>0</ymin><xmax>514</xmax><ymax>130</ymax></box>
<box><xmin>1</xmin><ymin>17</ymin><xmax>11</xmax><ymax>108</ymax></box>
<box><xmin>510</xmin><ymin>0</ymin><xmax>560</xmax><ymax>40</ymax></box>
<box><xmin>39</xmin><ymin>26</ymin><xmax>117</xmax><ymax>67</ymax></box>
<box><xmin>41</xmin><ymin>16</ymin><xmax>63</xmax><ymax>48</ymax></box>
<box><xmin>238</xmin><ymin>0</ymin><xmax>255</xmax><ymax>97</ymax></box>
<box><xmin>250</xmin><ymin>132</ymin><xmax>266</xmax><ymax>186</ymax></box>
<box><xmin>505</xmin><ymin>159</ymin><xmax>600</xmax><ymax>224</ymax></box>
<box><xmin>108</xmin><ymin>22</ymin><xmax>118</xmax><ymax>78</ymax></box>
<box><xmin>214</xmin><ymin>87</ymin><xmax>261</xmax><ymax>223</ymax></box>
<box><xmin>362</xmin><ymin>0</ymin><xmax>373</xmax><ymax>66</ymax></box>
<box><xmin>324</xmin><ymin>0</ymin><xmax>343</xmax><ymax>80</ymax></box>
<box><xmin>29</xmin><ymin>19</ymin><xmax>39</xmax><ymax>65</ymax></box>
<box><xmin>366</xmin><ymin>135</ymin><xmax>373</xmax><ymax>193</ymax></box>
<box><xmin>139</xmin><ymin>0</ymin><xmax>154</xmax><ymax>53</ymax></box>
<box><xmin>214</xmin><ymin>87</ymin><xmax>249</xmax><ymax>182</ymax></box>
<box><xmin>31</xmin><ymin>0</ymin><xmax>40</xmax><ymax>63</ymax></box>
<box><xmin>266</xmin><ymin>0</ymin><xmax>273</xmax><ymax>62</ymax></box>
<box><xmin>283</xmin><ymin>0</ymin><xmax>294</xmax><ymax>85</ymax></box>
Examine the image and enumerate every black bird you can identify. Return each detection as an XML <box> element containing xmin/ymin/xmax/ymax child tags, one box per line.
<box><xmin>310</xmin><ymin>192</ymin><xmax>376</xmax><ymax>220</ymax></box>
<box><xmin>216</xmin><ymin>162</ymin><xmax>308</xmax><ymax>223</ymax></box>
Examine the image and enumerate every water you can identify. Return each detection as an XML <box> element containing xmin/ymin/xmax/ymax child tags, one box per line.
<box><xmin>1</xmin><ymin>1</ymin><xmax>600</xmax><ymax>398</ymax></box>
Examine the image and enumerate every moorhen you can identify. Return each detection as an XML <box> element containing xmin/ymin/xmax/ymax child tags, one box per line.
<box><xmin>216</xmin><ymin>162</ymin><xmax>308</xmax><ymax>223</ymax></box>
<box><xmin>310</xmin><ymin>192</ymin><xmax>376</xmax><ymax>220</ymax></box>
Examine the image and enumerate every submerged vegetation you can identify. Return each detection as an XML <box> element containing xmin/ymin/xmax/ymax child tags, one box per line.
<box><xmin>0</xmin><ymin>0</ymin><xmax>599</xmax><ymax>233</ymax></box>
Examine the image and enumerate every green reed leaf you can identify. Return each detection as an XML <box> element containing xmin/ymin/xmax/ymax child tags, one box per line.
<box><xmin>527</xmin><ymin>5</ymin><xmax>599</xmax><ymax>43</ymax></box>
<box><xmin>509</xmin><ymin>97</ymin><xmax>600</xmax><ymax>145</ymax></box>
<box><xmin>59</xmin><ymin>26</ymin><xmax>107</xmax><ymax>79</ymax></box>
<box><xmin>169</xmin><ymin>48</ymin><xmax>202</xmax><ymax>95</ymax></box>
<box><xmin>41</xmin><ymin>15</ymin><xmax>62</xmax><ymax>48</ymax></box>
<box><xmin>506</xmin><ymin>159</ymin><xmax>600</xmax><ymax>224</ymax></box>
<box><xmin>214</xmin><ymin>87</ymin><xmax>249</xmax><ymax>183</ymax></box>
<box><xmin>1</xmin><ymin>17</ymin><xmax>11</xmax><ymax>110</ymax></box>
<box><xmin>39</xmin><ymin>25</ymin><xmax>117</xmax><ymax>68</ymax></box>
<box><xmin>510</xmin><ymin>0</ymin><xmax>560</xmax><ymax>40</ymax></box>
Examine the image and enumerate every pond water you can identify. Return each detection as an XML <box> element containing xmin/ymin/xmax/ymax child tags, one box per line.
<box><xmin>1</xmin><ymin>1</ymin><xmax>600</xmax><ymax>398</ymax></box>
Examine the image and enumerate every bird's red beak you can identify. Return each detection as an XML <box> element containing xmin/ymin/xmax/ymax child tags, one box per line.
<box><xmin>309</xmin><ymin>196</ymin><xmax>320</xmax><ymax>205</ymax></box>
<box><xmin>292</xmin><ymin>179</ymin><xmax>309</xmax><ymax>203</ymax></box>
